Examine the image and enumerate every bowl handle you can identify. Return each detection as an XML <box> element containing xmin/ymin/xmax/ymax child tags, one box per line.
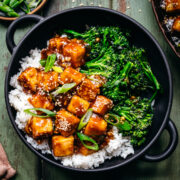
<box><xmin>143</xmin><ymin>119</ymin><xmax>178</xmax><ymax>162</ymax></box>
<box><xmin>6</xmin><ymin>14</ymin><xmax>44</xmax><ymax>54</ymax></box>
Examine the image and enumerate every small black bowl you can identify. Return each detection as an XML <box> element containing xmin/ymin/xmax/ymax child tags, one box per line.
<box><xmin>5</xmin><ymin>7</ymin><xmax>178</xmax><ymax>172</ymax></box>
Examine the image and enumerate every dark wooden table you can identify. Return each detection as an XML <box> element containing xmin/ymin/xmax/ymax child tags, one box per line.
<box><xmin>0</xmin><ymin>0</ymin><xmax>180</xmax><ymax>179</ymax></box>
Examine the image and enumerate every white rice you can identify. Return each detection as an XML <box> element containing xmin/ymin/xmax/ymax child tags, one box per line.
<box><xmin>9</xmin><ymin>49</ymin><xmax>134</xmax><ymax>169</ymax></box>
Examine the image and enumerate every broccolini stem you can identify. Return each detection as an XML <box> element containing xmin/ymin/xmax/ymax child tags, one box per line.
<box><xmin>114</xmin><ymin>61</ymin><xmax>133</xmax><ymax>86</ymax></box>
<box><xmin>80</xmin><ymin>69</ymin><xmax>111</xmax><ymax>78</ymax></box>
<box><xmin>86</xmin><ymin>62</ymin><xmax>112</xmax><ymax>70</ymax></box>
<box><xmin>119</xmin><ymin>112</ymin><xmax>132</xmax><ymax>121</ymax></box>
<box><xmin>145</xmin><ymin>65</ymin><xmax>160</xmax><ymax>90</ymax></box>
<box><xmin>63</xmin><ymin>29</ymin><xmax>86</xmax><ymax>38</ymax></box>
<box><xmin>139</xmin><ymin>61</ymin><xmax>160</xmax><ymax>90</ymax></box>
<box><xmin>120</xmin><ymin>61</ymin><xmax>133</xmax><ymax>78</ymax></box>
<box><xmin>149</xmin><ymin>90</ymin><xmax>158</xmax><ymax>103</ymax></box>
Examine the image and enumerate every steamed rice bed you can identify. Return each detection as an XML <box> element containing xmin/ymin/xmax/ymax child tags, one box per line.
<box><xmin>9</xmin><ymin>49</ymin><xmax>134</xmax><ymax>169</ymax></box>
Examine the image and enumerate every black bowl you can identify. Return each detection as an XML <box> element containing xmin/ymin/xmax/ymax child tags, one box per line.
<box><xmin>5</xmin><ymin>7</ymin><xmax>178</xmax><ymax>172</ymax></box>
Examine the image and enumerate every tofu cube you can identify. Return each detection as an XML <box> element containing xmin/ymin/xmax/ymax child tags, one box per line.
<box><xmin>165</xmin><ymin>0</ymin><xmax>180</xmax><ymax>12</ymax></box>
<box><xmin>37</xmin><ymin>70</ymin><xmax>60</xmax><ymax>92</ymax></box>
<box><xmin>28</xmin><ymin>93</ymin><xmax>54</xmax><ymax>110</ymax></box>
<box><xmin>49</xmin><ymin>37</ymin><xmax>70</xmax><ymax>53</ymax></box>
<box><xmin>79</xmin><ymin>145</ymin><xmax>96</xmax><ymax>156</ymax></box>
<box><xmin>84</xmin><ymin>113</ymin><xmax>107</xmax><ymax>136</ymax></box>
<box><xmin>63</xmin><ymin>39</ymin><xmax>86</xmax><ymax>68</ymax></box>
<box><xmin>55</xmin><ymin>109</ymin><xmax>80</xmax><ymax>137</ymax></box>
<box><xmin>18</xmin><ymin>67</ymin><xmax>38</xmax><ymax>93</ymax></box>
<box><xmin>91</xmin><ymin>96</ymin><xmax>113</xmax><ymax>115</ymax></box>
<box><xmin>67</xmin><ymin>95</ymin><xmax>90</xmax><ymax>117</ymax></box>
<box><xmin>87</xmin><ymin>75</ymin><xmax>106</xmax><ymax>88</ymax></box>
<box><xmin>60</xmin><ymin>67</ymin><xmax>85</xmax><ymax>85</ymax></box>
<box><xmin>30</xmin><ymin>117</ymin><xmax>53</xmax><ymax>139</ymax></box>
<box><xmin>77</xmin><ymin>78</ymin><xmax>100</xmax><ymax>101</ymax></box>
<box><xmin>173</xmin><ymin>17</ymin><xmax>180</xmax><ymax>32</ymax></box>
<box><xmin>52</xmin><ymin>135</ymin><xmax>74</xmax><ymax>157</ymax></box>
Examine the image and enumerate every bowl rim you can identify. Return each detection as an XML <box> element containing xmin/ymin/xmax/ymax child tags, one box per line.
<box><xmin>4</xmin><ymin>6</ymin><xmax>173</xmax><ymax>172</ymax></box>
<box><xmin>0</xmin><ymin>0</ymin><xmax>47</xmax><ymax>21</ymax></box>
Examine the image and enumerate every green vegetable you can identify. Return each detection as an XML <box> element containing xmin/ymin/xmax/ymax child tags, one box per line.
<box><xmin>112</xmin><ymin>97</ymin><xmax>153</xmax><ymax>146</ymax></box>
<box><xmin>52</xmin><ymin>66</ymin><xmax>63</xmax><ymax>73</ymax></box>
<box><xmin>51</xmin><ymin>83</ymin><xmax>76</xmax><ymax>96</ymax></box>
<box><xmin>104</xmin><ymin>113</ymin><xmax>131</xmax><ymax>131</ymax></box>
<box><xmin>78</xmin><ymin>109</ymin><xmax>93</xmax><ymax>131</ymax></box>
<box><xmin>24</xmin><ymin>108</ymin><xmax>56</xmax><ymax>118</ymax></box>
<box><xmin>41</xmin><ymin>60</ymin><xmax>63</xmax><ymax>73</ymax></box>
<box><xmin>0</xmin><ymin>2</ymin><xmax>19</xmax><ymax>16</ymax></box>
<box><xmin>77</xmin><ymin>132</ymin><xmax>99</xmax><ymax>151</ymax></box>
<box><xmin>25</xmin><ymin>0</ymin><xmax>41</xmax><ymax>8</ymax></box>
<box><xmin>0</xmin><ymin>0</ymin><xmax>42</xmax><ymax>17</ymax></box>
<box><xmin>40</xmin><ymin>59</ymin><xmax>46</xmax><ymax>67</ymax></box>
<box><xmin>9</xmin><ymin>0</ymin><xmax>24</xmax><ymax>9</ymax></box>
<box><xmin>20</xmin><ymin>1</ymin><xmax>30</xmax><ymax>13</ymax></box>
<box><xmin>3</xmin><ymin>0</ymin><xmax>10</xmax><ymax>5</ymax></box>
<box><xmin>44</xmin><ymin>54</ymin><xmax>56</xmax><ymax>72</ymax></box>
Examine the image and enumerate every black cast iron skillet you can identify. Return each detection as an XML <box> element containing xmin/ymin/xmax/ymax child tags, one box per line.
<box><xmin>5</xmin><ymin>7</ymin><xmax>178</xmax><ymax>172</ymax></box>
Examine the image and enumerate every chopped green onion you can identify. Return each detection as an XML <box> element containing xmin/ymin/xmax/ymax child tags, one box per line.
<box><xmin>77</xmin><ymin>132</ymin><xmax>99</xmax><ymax>151</ymax></box>
<box><xmin>51</xmin><ymin>83</ymin><xmax>76</xmax><ymax>96</ymax></box>
<box><xmin>104</xmin><ymin>113</ymin><xmax>131</xmax><ymax>131</ymax></box>
<box><xmin>24</xmin><ymin>108</ymin><xmax>56</xmax><ymax>118</ymax></box>
<box><xmin>44</xmin><ymin>54</ymin><xmax>56</xmax><ymax>72</ymax></box>
<box><xmin>40</xmin><ymin>59</ymin><xmax>46</xmax><ymax>67</ymax></box>
<box><xmin>52</xmin><ymin>66</ymin><xmax>63</xmax><ymax>73</ymax></box>
<box><xmin>78</xmin><ymin>109</ymin><xmax>93</xmax><ymax>131</ymax></box>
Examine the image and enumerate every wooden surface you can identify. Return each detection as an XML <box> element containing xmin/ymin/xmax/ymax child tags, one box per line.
<box><xmin>0</xmin><ymin>0</ymin><xmax>180</xmax><ymax>179</ymax></box>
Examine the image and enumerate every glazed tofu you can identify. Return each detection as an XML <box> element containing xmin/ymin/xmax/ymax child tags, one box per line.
<box><xmin>165</xmin><ymin>0</ymin><xmax>180</xmax><ymax>12</ymax></box>
<box><xmin>60</xmin><ymin>67</ymin><xmax>85</xmax><ymax>85</ymax></box>
<box><xmin>18</xmin><ymin>67</ymin><xmax>38</xmax><ymax>93</ymax></box>
<box><xmin>52</xmin><ymin>135</ymin><xmax>74</xmax><ymax>157</ymax></box>
<box><xmin>26</xmin><ymin>117</ymin><xmax>53</xmax><ymax>139</ymax></box>
<box><xmin>172</xmin><ymin>17</ymin><xmax>180</xmax><ymax>32</ymax></box>
<box><xmin>55</xmin><ymin>109</ymin><xmax>80</xmax><ymax>137</ymax></box>
<box><xmin>88</xmin><ymin>75</ymin><xmax>106</xmax><ymax>88</ymax></box>
<box><xmin>84</xmin><ymin>113</ymin><xmax>107</xmax><ymax>136</ymax></box>
<box><xmin>37</xmin><ymin>70</ymin><xmax>60</xmax><ymax>92</ymax></box>
<box><xmin>63</xmin><ymin>39</ymin><xmax>86</xmax><ymax>68</ymax></box>
<box><xmin>48</xmin><ymin>36</ymin><xmax>70</xmax><ymax>53</ymax></box>
<box><xmin>28</xmin><ymin>93</ymin><xmax>54</xmax><ymax>110</ymax></box>
<box><xmin>91</xmin><ymin>96</ymin><xmax>113</xmax><ymax>116</ymax></box>
<box><xmin>79</xmin><ymin>145</ymin><xmax>96</xmax><ymax>156</ymax></box>
<box><xmin>77</xmin><ymin>78</ymin><xmax>100</xmax><ymax>101</ymax></box>
<box><xmin>67</xmin><ymin>95</ymin><xmax>90</xmax><ymax>117</ymax></box>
